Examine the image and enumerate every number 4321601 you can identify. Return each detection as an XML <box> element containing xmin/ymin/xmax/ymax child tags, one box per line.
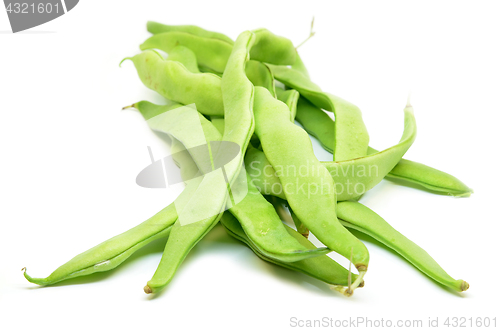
<box><xmin>6</xmin><ymin>2</ymin><xmax>61</xmax><ymax>14</ymax></box>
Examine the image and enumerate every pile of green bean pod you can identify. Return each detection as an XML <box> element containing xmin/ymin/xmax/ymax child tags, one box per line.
<box><xmin>23</xmin><ymin>22</ymin><xmax>472</xmax><ymax>297</ymax></box>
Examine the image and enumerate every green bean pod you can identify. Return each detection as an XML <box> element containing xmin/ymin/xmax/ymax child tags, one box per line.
<box><xmin>337</xmin><ymin>201</ymin><xmax>469</xmax><ymax>292</ymax></box>
<box><xmin>296</xmin><ymin>97</ymin><xmax>473</xmax><ymax>197</ymax></box>
<box><xmin>252</xmin><ymin>85</ymin><xmax>369</xmax><ymax>293</ymax></box>
<box><xmin>267</xmin><ymin>64</ymin><xmax>369</xmax><ymax>161</ymax></box>
<box><xmin>231</xmin><ymin>176</ymin><xmax>332</xmax><ymax>262</ymax></box>
<box><xmin>146</xmin><ymin>23</ymin><xmax>296</xmax><ymax>65</ymax></box>
<box><xmin>245</xmin><ymin>60</ymin><xmax>276</xmax><ymax>97</ymax></box>
<box><xmin>166</xmin><ymin>45</ymin><xmax>200</xmax><ymax>73</ymax></box>
<box><xmin>144</xmin><ymin>31</ymin><xmax>260</xmax><ymax>293</ymax></box>
<box><xmin>245</xmin><ymin>103</ymin><xmax>417</xmax><ymax>201</ymax></box>
<box><xmin>23</xmin><ymin>204</ymin><xmax>177</xmax><ymax>286</ymax></box>
<box><xmin>380</xmin><ymin>155</ymin><xmax>473</xmax><ymax>197</ymax></box>
<box><xmin>142</xmin><ymin>25</ymin><xmax>296</xmax><ymax>72</ymax></box>
<box><xmin>147</xmin><ymin>21</ymin><xmax>235</xmax><ymax>44</ymax></box>
<box><xmin>250</xmin><ymin>28</ymin><xmax>296</xmax><ymax>65</ymax></box>
<box><xmin>295</xmin><ymin>96</ymin><xmax>336</xmax><ymax>153</ymax></box>
<box><xmin>141</xmin><ymin>32</ymin><xmax>233</xmax><ymax>73</ymax></box>
<box><xmin>324</xmin><ymin>104</ymin><xmax>416</xmax><ymax>200</ymax></box>
<box><xmin>121</xmin><ymin>50</ymin><xmax>224</xmax><ymax>116</ymax></box>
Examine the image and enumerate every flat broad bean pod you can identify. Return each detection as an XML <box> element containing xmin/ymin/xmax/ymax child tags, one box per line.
<box><xmin>23</xmin><ymin>204</ymin><xmax>177</xmax><ymax>286</ymax></box>
<box><xmin>142</xmin><ymin>24</ymin><xmax>297</xmax><ymax>72</ymax></box>
<box><xmin>267</xmin><ymin>64</ymin><xmax>369</xmax><ymax>162</ymax></box>
<box><xmin>141</xmin><ymin>31</ymin><xmax>233</xmax><ymax>73</ymax></box>
<box><xmin>336</xmin><ymin>201</ymin><xmax>469</xmax><ymax>292</ymax></box>
<box><xmin>244</xmin><ymin>103</ymin><xmax>416</xmax><ymax>201</ymax></box>
<box><xmin>381</xmin><ymin>156</ymin><xmax>473</xmax><ymax>197</ymax></box>
<box><xmin>296</xmin><ymin>97</ymin><xmax>473</xmax><ymax>197</ymax></box>
<box><xmin>252</xmin><ymin>85</ymin><xmax>369</xmax><ymax>294</ymax></box>
<box><xmin>170</xmin><ymin>44</ymin><xmax>269</xmax><ymax>149</ymax></box>
<box><xmin>121</xmin><ymin>50</ymin><xmax>224</xmax><ymax>116</ymax></box>
<box><xmin>295</xmin><ymin>96</ymin><xmax>336</xmax><ymax>153</ymax></box>
<box><xmin>147</xmin><ymin>21</ymin><xmax>235</xmax><ymax>44</ymax></box>
<box><xmin>250</xmin><ymin>28</ymin><xmax>296</xmax><ymax>65</ymax></box>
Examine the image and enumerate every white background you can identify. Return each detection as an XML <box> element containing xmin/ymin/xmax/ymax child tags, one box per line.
<box><xmin>1</xmin><ymin>1</ymin><xmax>499</xmax><ymax>330</ymax></box>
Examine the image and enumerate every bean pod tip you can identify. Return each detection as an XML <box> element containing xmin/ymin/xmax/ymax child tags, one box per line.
<box><xmin>144</xmin><ymin>285</ymin><xmax>153</xmax><ymax>294</ymax></box>
<box><xmin>119</xmin><ymin>57</ymin><xmax>132</xmax><ymax>68</ymax></box>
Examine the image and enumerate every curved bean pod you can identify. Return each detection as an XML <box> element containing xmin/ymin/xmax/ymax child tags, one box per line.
<box><xmin>381</xmin><ymin>156</ymin><xmax>473</xmax><ymax>197</ymax></box>
<box><xmin>230</xmin><ymin>177</ymin><xmax>332</xmax><ymax>262</ymax></box>
<box><xmin>23</xmin><ymin>204</ymin><xmax>177</xmax><ymax>286</ymax></box>
<box><xmin>24</xmin><ymin>101</ymin><xmax>217</xmax><ymax>287</ymax></box>
<box><xmin>295</xmin><ymin>96</ymin><xmax>336</xmax><ymax>153</ymax></box>
<box><xmin>121</xmin><ymin>50</ymin><xmax>224</xmax><ymax>116</ymax></box>
<box><xmin>166</xmin><ymin>45</ymin><xmax>200</xmax><ymax>73</ymax></box>
<box><xmin>337</xmin><ymin>201</ymin><xmax>469</xmax><ymax>292</ymax></box>
<box><xmin>296</xmin><ymin>97</ymin><xmax>473</xmax><ymax>196</ymax></box>
<box><xmin>245</xmin><ymin>103</ymin><xmax>416</xmax><ymax>201</ymax></box>
<box><xmin>252</xmin><ymin>85</ymin><xmax>369</xmax><ymax>293</ymax></box>
<box><xmin>147</xmin><ymin>21</ymin><xmax>235</xmax><ymax>44</ymax></box>
<box><xmin>325</xmin><ymin>103</ymin><xmax>416</xmax><ymax>200</ymax></box>
<box><xmin>141</xmin><ymin>32</ymin><xmax>233</xmax><ymax>73</ymax></box>
<box><xmin>267</xmin><ymin>64</ymin><xmax>369</xmax><ymax>161</ymax></box>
